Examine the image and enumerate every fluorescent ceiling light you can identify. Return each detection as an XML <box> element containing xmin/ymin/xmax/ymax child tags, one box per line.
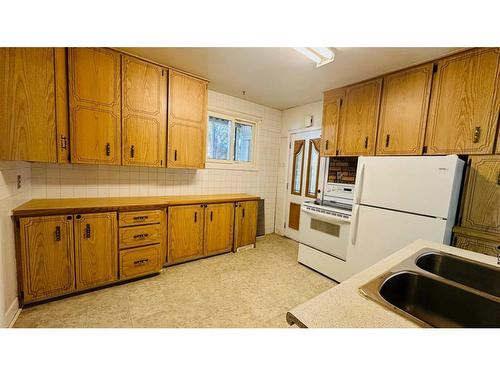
<box><xmin>295</xmin><ymin>47</ymin><xmax>335</xmax><ymax>67</ymax></box>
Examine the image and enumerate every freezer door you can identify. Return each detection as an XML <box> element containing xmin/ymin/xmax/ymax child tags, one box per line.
<box><xmin>354</xmin><ymin>155</ymin><xmax>463</xmax><ymax>218</ymax></box>
<box><xmin>348</xmin><ymin>204</ymin><xmax>449</xmax><ymax>276</ymax></box>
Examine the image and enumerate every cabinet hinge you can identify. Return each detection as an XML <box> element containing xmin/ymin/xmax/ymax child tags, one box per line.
<box><xmin>422</xmin><ymin>145</ymin><xmax>428</xmax><ymax>154</ymax></box>
<box><xmin>432</xmin><ymin>64</ymin><xmax>438</xmax><ymax>74</ymax></box>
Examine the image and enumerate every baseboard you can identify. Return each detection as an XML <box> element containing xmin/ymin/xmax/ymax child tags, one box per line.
<box><xmin>4</xmin><ymin>297</ymin><xmax>21</xmax><ymax>328</ymax></box>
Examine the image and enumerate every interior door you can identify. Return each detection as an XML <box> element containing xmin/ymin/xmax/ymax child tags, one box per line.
<box><xmin>284</xmin><ymin>130</ymin><xmax>324</xmax><ymax>241</ymax></box>
<box><xmin>19</xmin><ymin>215</ymin><xmax>75</xmax><ymax>303</ymax></box>
<box><xmin>204</xmin><ymin>203</ymin><xmax>234</xmax><ymax>256</ymax></box>
<box><xmin>74</xmin><ymin>212</ymin><xmax>118</xmax><ymax>289</ymax></box>
<box><xmin>122</xmin><ymin>55</ymin><xmax>167</xmax><ymax>167</ymax></box>
<box><xmin>168</xmin><ymin>204</ymin><xmax>205</xmax><ymax>263</ymax></box>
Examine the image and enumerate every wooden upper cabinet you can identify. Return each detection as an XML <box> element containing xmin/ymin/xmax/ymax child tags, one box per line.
<box><xmin>68</xmin><ymin>48</ymin><xmax>121</xmax><ymax>164</ymax></box>
<box><xmin>461</xmin><ymin>155</ymin><xmax>499</xmax><ymax>235</ymax></box>
<box><xmin>204</xmin><ymin>203</ymin><xmax>234</xmax><ymax>256</ymax></box>
<box><xmin>0</xmin><ymin>48</ymin><xmax>58</xmax><ymax>162</ymax></box>
<box><xmin>321</xmin><ymin>89</ymin><xmax>344</xmax><ymax>156</ymax></box>
<box><xmin>376</xmin><ymin>64</ymin><xmax>434</xmax><ymax>155</ymax></box>
<box><xmin>19</xmin><ymin>215</ymin><xmax>75</xmax><ymax>303</ymax></box>
<box><xmin>168</xmin><ymin>204</ymin><xmax>205</xmax><ymax>264</ymax></box>
<box><xmin>234</xmin><ymin>200</ymin><xmax>258</xmax><ymax>249</ymax></box>
<box><xmin>122</xmin><ymin>56</ymin><xmax>167</xmax><ymax>167</ymax></box>
<box><xmin>337</xmin><ymin>79</ymin><xmax>382</xmax><ymax>156</ymax></box>
<box><xmin>74</xmin><ymin>212</ymin><xmax>118</xmax><ymax>290</ymax></box>
<box><xmin>425</xmin><ymin>48</ymin><xmax>500</xmax><ymax>155</ymax></box>
<box><xmin>167</xmin><ymin>70</ymin><xmax>208</xmax><ymax>169</ymax></box>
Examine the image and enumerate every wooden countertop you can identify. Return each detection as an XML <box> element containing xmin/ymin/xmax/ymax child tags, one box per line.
<box><xmin>12</xmin><ymin>194</ymin><xmax>260</xmax><ymax>216</ymax></box>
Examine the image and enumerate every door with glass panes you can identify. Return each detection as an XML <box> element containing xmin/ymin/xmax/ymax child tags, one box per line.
<box><xmin>285</xmin><ymin>129</ymin><xmax>324</xmax><ymax>241</ymax></box>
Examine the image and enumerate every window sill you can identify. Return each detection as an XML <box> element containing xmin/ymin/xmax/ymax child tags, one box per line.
<box><xmin>205</xmin><ymin>161</ymin><xmax>259</xmax><ymax>172</ymax></box>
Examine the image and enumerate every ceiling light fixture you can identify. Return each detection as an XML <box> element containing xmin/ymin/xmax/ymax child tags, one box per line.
<box><xmin>295</xmin><ymin>47</ymin><xmax>335</xmax><ymax>67</ymax></box>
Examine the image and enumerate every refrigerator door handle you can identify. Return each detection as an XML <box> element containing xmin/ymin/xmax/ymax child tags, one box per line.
<box><xmin>354</xmin><ymin>163</ymin><xmax>365</xmax><ymax>204</ymax></box>
<box><xmin>350</xmin><ymin>204</ymin><xmax>360</xmax><ymax>245</ymax></box>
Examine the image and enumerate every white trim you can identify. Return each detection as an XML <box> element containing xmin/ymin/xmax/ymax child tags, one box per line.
<box><xmin>288</xmin><ymin>126</ymin><xmax>322</xmax><ymax>135</ymax></box>
<box><xmin>4</xmin><ymin>297</ymin><xmax>20</xmax><ymax>328</ymax></box>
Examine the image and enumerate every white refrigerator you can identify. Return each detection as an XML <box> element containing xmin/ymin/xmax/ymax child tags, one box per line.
<box><xmin>347</xmin><ymin>155</ymin><xmax>464</xmax><ymax>276</ymax></box>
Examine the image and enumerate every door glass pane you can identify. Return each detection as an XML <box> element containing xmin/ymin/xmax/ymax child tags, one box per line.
<box><xmin>234</xmin><ymin>122</ymin><xmax>253</xmax><ymax>162</ymax></box>
<box><xmin>306</xmin><ymin>139</ymin><xmax>321</xmax><ymax>198</ymax></box>
<box><xmin>291</xmin><ymin>140</ymin><xmax>304</xmax><ymax>195</ymax></box>
<box><xmin>207</xmin><ymin>116</ymin><xmax>231</xmax><ymax>160</ymax></box>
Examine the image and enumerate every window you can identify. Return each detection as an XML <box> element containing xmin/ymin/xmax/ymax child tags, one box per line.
<box><xmin>206</xmin><ymin>111</ymin><xmax>258</xmax><ymax>169</ymax></box>
<box><xmin>291</xmin><ymin>140</ymin><xmax>305</xmax><ymax>195</ymax></box>
<box><xmin>306</xmin><ymin>139</ymin><xmax>321</xmax><ymax>198</ymax></box>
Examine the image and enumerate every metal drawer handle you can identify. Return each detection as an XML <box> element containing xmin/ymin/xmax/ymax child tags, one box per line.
<box><xmin>60</xmin><ymin>135</ymin><xmax>67</xmax><ymax>150</ymax></box>
<box><xmin>55</xmin><ymin>226</ymin><xmax>61</xmax><ymax>241</ymax></box>
<box><xmin>133</xmin><ymin>215</ymin><xmax>148</xmax><ymax>220</ymax></box>
<box><xmin>133</xmin><ymin>259</ymin><xmax>150</xmax><ymax>266</ymax></box>
<box><xmin>133</xmin><ymin>233</ymin><xmax>149</xmax><ymax>239</ymax></box>
<box><xmin>130</xmin><ymin>145</ymin><xmax>135</xmax><ymax>158</ymax></box>
<box><xmin>385</xmin><ymin>134</ymin><xmax>390</xmax><ymax>148</ymax></box>
<box><xmin>106</xmin><ymin>142</ymin><xmax>111</xmax><ymax>156</ymax></box>
<box><xmin>85</xmin><ymin>224</ymin><xmax>91</xmax><ymax>239</ymax></box>
<box><xmin>364</xmin><ymin>136</ymin><xmax>368</xmax><ymax>149</ymax></box>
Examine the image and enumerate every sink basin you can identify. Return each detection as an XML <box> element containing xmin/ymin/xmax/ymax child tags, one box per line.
<box><xmin>379</xmin><ymin>271</ymin><xmax>500</xmax><ymax>328</ymax></box>
<box><xmin>416</xmin><ymin>252</ymin><xmax>500</xmax><ymax>298</ymax></box>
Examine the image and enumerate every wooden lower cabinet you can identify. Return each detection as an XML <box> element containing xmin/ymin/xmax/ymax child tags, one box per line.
<box><xmin>453</xmin><ymin>231</ymin><xmax>499</xmax><ymax>258</ymax></box>
<box><xmin>19</xmin><ymin>215</ymin><xmax>75</xmax><ymax>303</ymax></box>
<box><xmin>74</xmin><ymin>212</ymin><xmax>118</xmax><ymax>290</ymax></box>
<box><xmin>234</xmin><ymin>201</ymin><xmax>258</xmax><ymax>250</ymax></box>
<box><xmin>204</xmin><ymin>203</ymin><xmax>234</xmax><ymax>256</ymax></box>
<box><xmin>168</xmin><ymin>204</ymin><xmax>205</xmax><ymax>264</ymax></box>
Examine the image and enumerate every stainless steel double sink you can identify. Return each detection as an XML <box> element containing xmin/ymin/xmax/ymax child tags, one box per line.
<box><xmin>359</xmin><ymin>249</ymin><xmax>500</xmax><ymax>328</ymax></box>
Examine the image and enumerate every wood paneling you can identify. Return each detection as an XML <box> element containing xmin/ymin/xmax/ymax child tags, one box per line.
<box><xmin>461</xmin><ymin>155</ymin><xmax>499</xmax><ymax>235</ymax></box>
<box><xmin>167</xmin><ymin>70</ymin><xmax>207</xmax><ymax>168</ymax></box>
<box><xmin>68</xmin><ymin>48</ymin><xmax>121</xmax><ymax>164</ymax></box>
<box><xmin>234</xmin><ymin>200</ymin><xmax>258</xmax><ymax>249</ymax></box>
<box><xmin>0</xmin><ymin>48</ymin><xmax>57</xmax><ymax>162</ymax></box>
<box><xmin>74</xmin><ymin>212</ymin><xmax>117</xmax><ymax>289</ymax></box>
<box><xmin>168</xmin><ymin>204</ymin><xmax>204</xmax><ymax>264</ymax></box>
<box><xmin>454</xmin><ymin>233</ymin><xmax>499</xmax><ymax>257</ymax></box>
<box><xmin>122</xmin><ymin>56</ymin><xmax>167</xmax><ymax>167</ymax></box>
<box><xmin>321</xmin><ymin>90</ymin><xmax>344</xmax><ymax>156</ymax></box>
<box><xmin>119</xmin><ymin>209</ymin><xmax>162</xmax><ymax>227</ymax></box>
<box><xmin>425</xmin><ymin>48</ymin><xmax>500</xmax><ymax>155</ymax></box>
<box><xmin>204</xmin><ymin>203</ymin><xmax>234</xmax><ymax>256</ymax></box>
<box><xmin>119</xmin><ymin>223</ymin><xmax>162</xmax><ymax>249</ymax></box>
<box><xmin>288</xmin><ymin>202</ymin><xmax>301</xmax><ymax>231</ymax></box>
<box><xmin>19</xmin><ymin>215</ymin><xmax>74</xmax><ymax>303</ymax></box>
<box><xmin>377</xmin><ymin>64</ymin><xmax>434</xmax><ymax>155</ymax></box>
<box><xmin>119</xmin><ymin>244</ymin><xmax>162</xmax><ymax>279</ymax></box>
<box><xmin>54</xmin><ymin>48</ymin><xmax>70</xmax><ymax>163</ymax></box>
<box><xmin>337</xmin><ymin>79</ymin><xmax>382</xmax><ymax>156</ymax></box>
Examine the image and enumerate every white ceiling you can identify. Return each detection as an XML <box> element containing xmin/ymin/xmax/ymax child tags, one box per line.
<box><xmin>119</xmin><ymin>47</ymin><xmax>463</xmax><ymax>110</ymax></box>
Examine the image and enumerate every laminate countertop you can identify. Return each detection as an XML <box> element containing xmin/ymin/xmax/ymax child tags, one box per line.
<box><xmin>11</xmin><ymin>194</ymin><xmax>260</xmax><ymax>216</ymax></box>
<box><xmin>286</xmin><ymin>239</ymin><xmax>499</xmax><ymax>328</ymax></box>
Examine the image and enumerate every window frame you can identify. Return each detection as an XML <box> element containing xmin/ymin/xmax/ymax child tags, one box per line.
<box><xmin>206</xmin><ymin>108</ymin><xmax>259</xmax><ymax>171</ymax></box>
<box><xmin>305</xmin><ymin>138</ymin><xmax>321</xmax><ymax>198</ymax></box>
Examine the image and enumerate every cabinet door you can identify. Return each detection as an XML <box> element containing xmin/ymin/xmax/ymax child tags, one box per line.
<box><xmin>19</xmin><ymin>215</ymin><xmax>75</xmax><ymax>303</ymax></box>
<box><xmin>234</xmin><ymin>201</ymin><xmax>258</xmax><ymax>249</ymax></box>
<box><xmin>321</xmin><ymin>89</ymin><xmax>344</xmax><ymax>156</ymax></box>
<box><xmin>74</xmin><ymin>212</ymin><xmax>117</xmax><ymax>289</ymax></box>
<box><xmin>204</xmin><ymin>203</ymin><xmax>234</xmax><ymax>256</ymax></box>
<box><xmin>454</xmin><ymin>234</ymin><xmax>499</xmax><ymax>257</ymax></box>
<box><xmin>0</xmin><ymin>48</ymin><xmax>57</xmax><ymax>162</ymax></box>
<box><xmin>461</xmin><ymin>155</ymin><xmax>499</xmax><ymax>235</ymax></box>
<box><xmin>122</xmin><ymin>56</ymin><xmax>167</xmax><ymax>167</ymax></box>
<box><xmin>425</xmin><ymin>48</ymin><xmax>500</xmax><ymax>155</ymax></box>
<box><xmin>68</xmin><ymin>48</ymin><xmax>121</xmax><ymax>164</ymax></box>
<box><xmin>168</xmin><ymin>205</ymin><xmax>204</xmax><ymax>264</ymax></box>
<box><xmin>376</xmin><ymin>64</ymin><xmax>434</xmax><ymax>155</ymax></box>
<box><xmin>337</xmin><ymin>79</ymin><xmax>382</xmax><ymax>156</ymax></box>
<box><xmin>167</xmin><ymin>70</ymin><xmax>207</xmax><ymax>168</ymax></box>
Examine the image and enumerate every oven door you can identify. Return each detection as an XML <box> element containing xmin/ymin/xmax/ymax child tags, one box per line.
<box><xmin>299</xmin><ymin>205</ymin><xmax>350</xmax><ymax>261</ymax></box>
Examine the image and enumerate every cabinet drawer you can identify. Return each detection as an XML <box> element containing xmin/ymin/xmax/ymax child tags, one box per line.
<box><xmin>120</xmin><ymin>245</ymin><xmax>162</xmax><ymax>279</ymax></box>
<box><xmin>454</xmin><ymin>234</ymin><xmax>500</xmax><ymax>257</ymax></box>
<box><xmin>119</xmin><ymin>210</ymin><xmax>162</xmax><ymax>227</ymax></box>
<box><xmin>119</xmin><ymin>224</ymin><xmax>162</xmax><ymax>249</ymax></box>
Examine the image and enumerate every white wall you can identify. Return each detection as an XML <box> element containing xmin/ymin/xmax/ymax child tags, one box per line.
<box><xmin>0</xmin><ymin>161</ymin><xmax>31</xmax><ymax>327</ymax></box>
<box><xmin>274</xmin><ymin>101</ymin><xmax>323</xmax><ymax>234</ymax></box>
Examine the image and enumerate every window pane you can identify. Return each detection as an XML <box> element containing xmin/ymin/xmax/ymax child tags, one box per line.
<box><xmin>307</xmin><ymin>139</ymin><xmax>320</xmax><ymax>197</ymax></box>
<box><xmin>291</xmin><ymin>140</ymin><xmax>304</xmax><ymax>195</ymax></box>
<box><xmin>234</xmin><ymin>122</ymin><xmax>253</xmax><ymax>162</ymax></box>
<box><xmin>207</xmin><ymin>116</ymin><xmax>231</xmax><ymax>160</ymax></box>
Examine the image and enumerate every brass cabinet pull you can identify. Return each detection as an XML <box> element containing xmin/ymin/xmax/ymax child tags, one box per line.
<box><xmin>385</xmin><ymin>134</ymin><xmax>390</xmax><ymax>148</ymax></box>
<box><xmin>133</xmin><ymin>215</ymin><xmax>148</xmax><ymax>221</ymax></box>
<box><xmin>133</xmin><ymin>259</ymin><xmax>149</xmax><ymax>266</ymax></box>
<box><xmin>364</xmin><ymin>136</ymin><xmax>368</xmax><ymax>149</ymax></box>
<box><xmin>85</xmin><ymin>224</ymin><xmax>91</xmax><ymax>239</ymax></box>
<box><xmin>55</xmin><ymin>226</ymin><xmax>61</xmax><ymax>241</ymax></box>
<box><xmin>130</xmin><ymin>145</ymin><xmax>135</xmax><ymax>158</ymax></box>
<box><xmin>60</xmin><ymin>135</ymin><xmax>68</xmax><ymax>150</ymax></box>
<box><xmin>105</xmin><ymin>142</ymin><xmax>111</xmax><ymax>156</ymax></box>
<box><xmin>132</xmin><ymin>233</ymin><xmax>149</xmax><ymax>239</ymax></box>
<box><xmin>473</xmin><ymin>126</ymin><xmax>481</xmax><ymax>143</ymax></box>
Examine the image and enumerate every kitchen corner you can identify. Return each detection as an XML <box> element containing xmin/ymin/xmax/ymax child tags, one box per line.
<box><xmin>286</xmin><ymin>239</ymin><xmax>499</xmax><ymax>328</ymax></box>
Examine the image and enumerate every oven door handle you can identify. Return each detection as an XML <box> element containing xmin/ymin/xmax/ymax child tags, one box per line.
<box><xmin>301</xmin><ymin>206</ymin><xmax>351</xmax><ymax>224</ymax></box>
<box><xmin>350</xmin><ymin>204</ymin><xmax>360</xmax><ymax>245</ymax></box>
